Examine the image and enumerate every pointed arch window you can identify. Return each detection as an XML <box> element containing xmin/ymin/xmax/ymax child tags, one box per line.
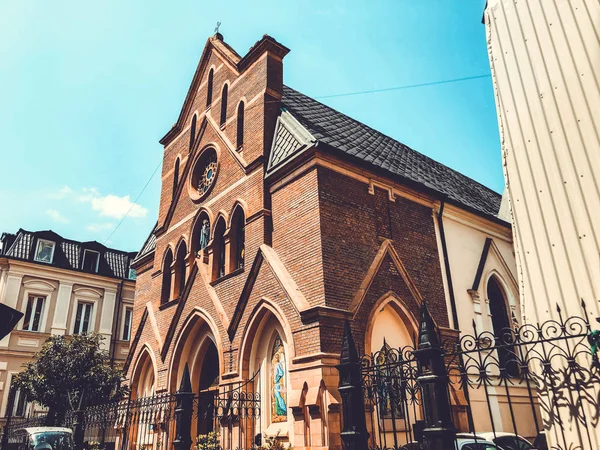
<box><xmin>206</xmin><ymin>69</ymin><xmax>214</xmax><ymax>107</ymax></box>
<box><xmin>172</xmin><ymin>158</ymin><xmax>180</xmax><ymax>199</ymax></box>
<box><xmin>236</xmin><ymin>101</ymin><xmax>245</xmax><ymax>149</ymax></box>
<box><xmin>488</xmin><ymin>276</ymin><xmax>519</xmax><ymax>377</ymax></box>
<box><xmin>161</xmin><ymin>249</ymin><xmax>173</xmax><ymax>304</ymax></box>
<box><xmin>174</xmin><ymin>242</ymin><xmax>187</xmax><ymax>300</ymax></box>
<box><xmin>220</xmin><ymin>84</ymin><xmax>228</xmax><ymax>127</ymax></box>
<box><xmin>230</xmin><ymin>207</ymin><xmax>245</xmax><ymax>271</ymax></box>
<box><xmin>190</xmin><ymin>115</ymin><xmax>197</xmax><ymax>149</ymax></box>
<box><xmin>212</xmin><ymin>218</ymin><xmax>226</xmax><ymax>280</ymax></box>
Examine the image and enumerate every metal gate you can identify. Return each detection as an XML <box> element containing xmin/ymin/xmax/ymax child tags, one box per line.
<box><xmin>339</xmin><ymin>301</ymin><xmax>600</xmax><ymax>450</ymax></box>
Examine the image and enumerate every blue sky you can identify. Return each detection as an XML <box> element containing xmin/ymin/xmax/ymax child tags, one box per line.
<box><xmin>0</xmin><ymin>0</ymin><xmax>498</xmax><ymax>253</ymax></box>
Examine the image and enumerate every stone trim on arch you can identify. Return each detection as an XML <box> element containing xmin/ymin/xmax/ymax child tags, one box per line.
<box><xmin>228</xmin><ymin>199</ymin><xmax>249</xmax><ymax>229</ymax></box>
<box><xmin>364</xmin><ymin>291</ymin><xmax>419</xmax><ymax>355</ymax></box>
<box><xmin>130</xmin><ymin>343</ymin><xmax>159</xmax><ymax>397</ymax></box>
<box><xmin>236</xmin><ymin>296</ymin><xmax>296</xmax><ymax>380</ymax></box>
<box><xmin>227</xmin><ymin>244</ymin><xmax>309</xmax><ymax>341</ymax></box>
<box><xmin>167</xmin><ymin>306</ymin><xmax>224</xmax><ymax>393</ymax></box>
<box><xmin>349</xmin><ymin>239</ymin><xmax>424</xmax><ymax>319</ymax></box>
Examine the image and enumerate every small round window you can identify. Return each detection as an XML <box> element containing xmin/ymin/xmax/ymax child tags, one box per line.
<box><xmin>190</xmin><ymin>148</ymin><xmax>218</xmax><ymax>201</ymax></box>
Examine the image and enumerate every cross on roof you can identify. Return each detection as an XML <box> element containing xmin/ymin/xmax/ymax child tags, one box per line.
<box><xmin>214</xmin><ymin>22</ymin><xmax>221</xmax><ymax>34</ymax></box>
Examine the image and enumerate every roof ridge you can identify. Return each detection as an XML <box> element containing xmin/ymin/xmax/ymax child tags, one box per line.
<box><xmin>282</xmin><ymin>85</ymin><xmax>501</xmax><ymax>199</ymax></box>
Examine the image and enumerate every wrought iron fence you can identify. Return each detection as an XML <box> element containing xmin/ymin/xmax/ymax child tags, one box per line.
<box><xmin>346</xmin><ymin>301</ymin><xmax>600</xmax><ymax>450</ymax></box>
<box><xmin>195</xmin><ymin>369</ymin><xmax>261</xmax><ymax>450</ymax></box>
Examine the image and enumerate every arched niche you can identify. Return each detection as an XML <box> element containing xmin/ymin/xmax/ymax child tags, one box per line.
<box><xmin>131</xmin><ymin>346</ymin><xmax>157</xmax><ymax>399</ymax></box>
<box><xmin>241</xmin><ymin>302</ymin><xmax>293</xmax><ymax>443</ymax></box>
<box><xmin>365</xmin><ymin>293</ymin><xmax>418</xmax><ymax>355</ymax></box>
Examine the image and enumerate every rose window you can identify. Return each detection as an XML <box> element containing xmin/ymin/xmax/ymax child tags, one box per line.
<box><xmin>190</xmin><ymin>148</ymin><xmax>218</xmax><ymax>201</ymax></box>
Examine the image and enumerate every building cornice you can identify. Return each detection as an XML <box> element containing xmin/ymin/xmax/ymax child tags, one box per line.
<box><xmin>4</xmin><ymin>259</ymin><xmax>131</xmax><ymax>289</ymax></box>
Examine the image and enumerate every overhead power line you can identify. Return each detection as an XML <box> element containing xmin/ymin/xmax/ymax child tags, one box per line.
<box><xmin>314</xmin><ymin>74</ymin><xmax>491</xmax><ymax>99</ymax></box>
<box><xmin>103</xmin><ymin>160</ymin><xmax>162</xmax><ymax>245</ymax></box>
<box><xmin>103</xmin><ymin>73</ymin><xmax>489</xmax><ymax>244</ymax></box>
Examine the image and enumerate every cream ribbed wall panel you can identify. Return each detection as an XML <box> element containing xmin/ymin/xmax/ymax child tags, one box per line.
<box><xmin>486</xmin><ymin>0</ymin><xmax>600</xmax><ymax>323</ymax></box>
<box><xmin>486</xmin><ymin>1</ymin><xmax>600</xmax><ymax>448</ymax></box>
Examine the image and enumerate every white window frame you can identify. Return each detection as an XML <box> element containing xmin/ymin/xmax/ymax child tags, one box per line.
<box><xmin>82</xmin><ymin>249</ymin><xmax>100</xmax><ymax>273</ymax></box>
<box><xmin>22</xmin><ymin>295</ymin><xmax>46</xmax><ymax>332</ymax></box>
<box><xmin>71</xmin><ymin>300</ymin><xmax>97</xmax><ymax>335</ymax></box>
<box><xmin>33</xmin><ymin>239</ymin><xmax>56</xmax><ymax>264</ymax></box>
<box><xmin>121</xmin><ymin>305</ymin><xmax>133</xmax><ymax>341</ymax></box>
<box><xmin>19</xmin><ymin>280</ymin><xmax>55</xmax><ymax>334</ymax></box>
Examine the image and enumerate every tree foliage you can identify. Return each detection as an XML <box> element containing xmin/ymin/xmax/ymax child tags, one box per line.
<box><xmin>13</xmin><ymin>333</ymin><xmax>128</xmax><ymax>420</ymax></box>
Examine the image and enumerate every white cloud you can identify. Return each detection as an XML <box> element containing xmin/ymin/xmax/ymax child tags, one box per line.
<box><xmin>46</xmin><ymin>209</ymin><xmax>69</xmax><ymax>223</ymax></box>
<box><xmin>79</xmin><ymin>188</ymin><xmax>148</xmax><ymax>219</ymax></box>
<box><xmin>47</xmin><ymin>186</ymin><xmax>73</xmax><ymax>199</ymax></box>
<box><xmin>86</xmin><ymin>222</ymin><xmax>114</xmax><ymax>233</ymax></box>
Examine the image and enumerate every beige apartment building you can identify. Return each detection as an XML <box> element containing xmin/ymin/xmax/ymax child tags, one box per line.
<box><xmin>0</xmin><ymin>229</ymin><xmax>136</xmax><ymax>425</ymax></box>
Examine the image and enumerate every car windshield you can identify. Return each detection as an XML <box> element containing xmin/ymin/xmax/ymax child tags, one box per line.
<box><xmin>462</xmin><ymin>443</ymin><xmax>497</xmax><ymax>450</ymax></box>
<box><xmin>495</xmin><ymin>436</ymin><xmax>534</xmax><ymax>450</ymax></box>
<box><xmin>29</xmin><ymin>432</ymin><xmax>73</xmax><ymax>450</ymax></box>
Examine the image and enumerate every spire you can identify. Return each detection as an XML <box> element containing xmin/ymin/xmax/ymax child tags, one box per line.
<box><xmin>418</xmin><ymin>302</ymin><xmax>440</xmax><ymax>350</ymax></box>
<box><xmin>178</xmin><ymin>362</ymin><xmax>192</xmax><ymax>393</ymax></box>
<box><xmin>340</xmin><ymin>320</ymin><xmax>359</xmax><ymax>364</ymax></box>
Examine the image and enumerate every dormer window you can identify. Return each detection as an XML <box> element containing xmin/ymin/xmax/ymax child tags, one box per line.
<box><xmin>82</xmin><ymin>249</ymin><xmax>100</xmax><ymax>273</ymax></box>
<box><xmin>34</xmin><ymin>239</ymin><xmax>55</xmax><ymax>264</ymax></box>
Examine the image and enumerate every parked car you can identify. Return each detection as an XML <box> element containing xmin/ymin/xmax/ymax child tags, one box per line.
<box><xmin>11</xmin><ymin>427</ymin><xmax>73</xmax><ymax>450</ymax></box>
<box><xmin>460</xmin><ymin>432</ymin><xmax>537</xmax><ymax>450</ymax></box>
<box><xmin>400</xmin><ymin>435</ymin><xmax>498</xmax><ymax>450</ymax></box>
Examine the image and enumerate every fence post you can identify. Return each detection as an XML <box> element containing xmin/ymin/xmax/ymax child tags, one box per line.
<box><xmin>336</xmin><ymin>321</ymin><xmax>369</xmax><ymax>450</ymax></box>
<box><xmin>173</xmin><ymin>363</ymin><xmax>194</xmax><ymax>450</ymax></box>
<box><xmin>72</xmin><ymin>409</ymin><xmax>85</xmax><ymax>450</ymax></box>
<box><xmin>414</xmin><ymin>302</ymin><xmax>456</xmax><ymax>450</ymax></box>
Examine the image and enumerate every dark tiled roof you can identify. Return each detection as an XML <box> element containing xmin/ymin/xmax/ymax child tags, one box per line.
<box><xmin>279</xmin><ymin>85</ymin><xmax>502</xmax><ymax>218</ymax></box>
<box><xmin>132</xmin><ymin>222</ymin><xmax>158</xmax><ymax>265</ymax></box>
<box><xmin>0</xmin><ymin>229</ymin><xmax>136</xmax><ymax>280</ymax></box>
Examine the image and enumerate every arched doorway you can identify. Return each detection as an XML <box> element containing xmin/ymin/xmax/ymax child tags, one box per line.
<box><xmin>197</xmin><ymin>340</ymin><xmax>219</xmax><ymax>435</ymax></box>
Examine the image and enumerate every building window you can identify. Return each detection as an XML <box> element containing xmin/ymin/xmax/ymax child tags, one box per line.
<box><xmin>206</xmin><ymin>69</ymin><xmax>214</xmax><ymax>107</ymax></box>
<box><xmin>82</xmin><ymin>249</ymin><xmax>100</xmax><ymax>273</ymax></box>
<box><xmin>161</xmin><ymin>249</ymin><xmax>173</xmax><ymax>304</ymax></box>
<box><xmin>236</xmin><ymin>101</ymin><xmax>245</xmax><ymax>148</ymax></box>
<box><xmin>34</xmin><ymin>239</ymin><xmax>55</xmax><ymax>264</ymax></box>
<box><xmin>23</xmin><ymin>295</ymin><xmax>45</xmax><ymax>332</ymax></box>
<box><xmin>122</xmin><ymin>307</ymin><xmax>133</xmax><ymax>341</ymax></box>
<box><xmin>212</xmin><ymin>218</ymin><xmax>226</xmax><ymax>280</ymax></box>
<box><xmin>190</xmin><ymin>115</ymin><xmax>197</xmax><ymax>150</ymax></box>
<box><xmin>220</xmin><ymin>84</ymin><xmax>228</xmax><ymax>126</ymax></box>
<box><xmin>173</xmin><ymin>158</ymin><xmax>180</xmax><ymax>199</ymax></box>
<box><xmin>174</xmin><ymin>241</ymin><xmax>187</xmax><ymax>299</ymax></box>
<box><xmin>128</xmin><ymin>266</ymin><xmax>136</xmax><ymax>280</ymax></box>
<box><xmin>12</xmin><ymin>387</ymin><xmax>28</xmax><ymax>417</ymax></box>
<box><xmin>230</xmin><ymin>207</ymin><xmax>245</xmax><ymax>271</ymax></box>
<box><xmin>73</xmin><ymin>302</ymin><xmax>93</xmax><ymax>335</ymax></box>
<box><xmin>488</xmin><ymin>276</ymin><xmax>519</xmax><ymax>378</ymax></box>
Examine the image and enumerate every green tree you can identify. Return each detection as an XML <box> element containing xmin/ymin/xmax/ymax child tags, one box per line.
<box><xmin>12</xmin><ymin>333</ymin><xmax>128</xmax><ymax>424</ymax></box>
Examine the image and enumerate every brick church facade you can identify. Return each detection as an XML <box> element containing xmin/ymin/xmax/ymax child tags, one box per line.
<box><xmin>127</xmin><ymin>32</ymin><xmax>519</xmax><ymax>449</ymax></box>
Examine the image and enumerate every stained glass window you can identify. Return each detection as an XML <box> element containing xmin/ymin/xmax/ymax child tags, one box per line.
<box><xmin>195</xmin><ymin>151</ymin><xmax>218</xmax><ymax>197</ymax></box>
<box><xmin>271</xmin><ymin>334</ymin><xmax>287</xmax><ymax>422</ymax></box>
